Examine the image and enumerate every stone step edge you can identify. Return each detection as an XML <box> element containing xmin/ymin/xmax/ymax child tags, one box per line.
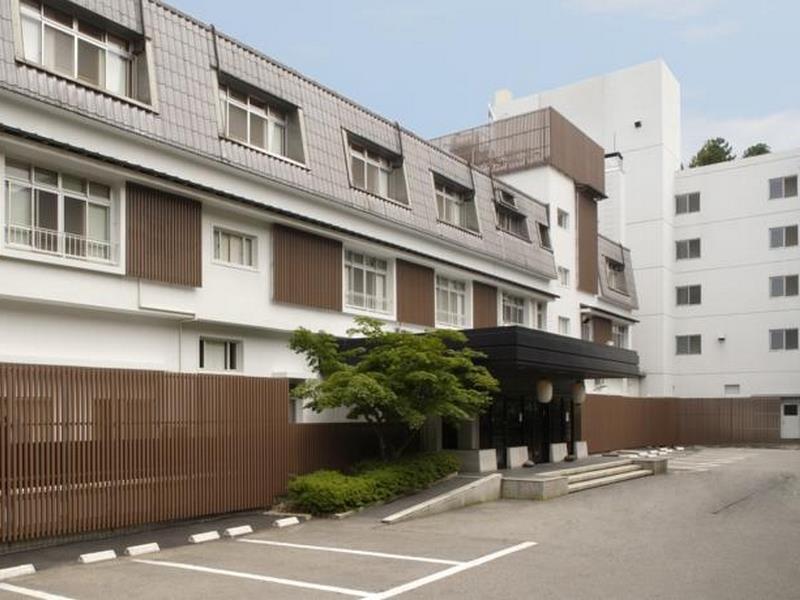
<box><xmin>567</xmin><ymin>469</ymin><xmax>651</xmax><ymax>493</ymax></box>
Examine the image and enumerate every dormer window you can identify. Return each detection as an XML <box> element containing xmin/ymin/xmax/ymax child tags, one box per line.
<box><xmin>347</xmin><ymin>135</ymin><xmax>407</xmax><ymax>204</ymax></box>
<box><xmin>494</xmin><ymin>190</ymin><xmax>529</xmax><ymax>239</ymax></box>
<box><xmin>220</xmin><ymin>86</ymin><xmax>287</xmax><ymax>157</ymax></box>
<box><xmin>434</xmin><ymin>176</ymin><xmax>478</xmax><ymax>233</ymax></box>
<box><xmin>18</xmin><ymin>1</ymin><xmax>150</xmax><ymax>102</ymax></box>
<box><xmin>537</xmin><ymin>222</ymin><xmax>552</xmax><ymax>250</ymax></box>
<box><xmin>606</xmin><ymin>258</ymin><xmax>627</xmax><ymax>293</ymax></box>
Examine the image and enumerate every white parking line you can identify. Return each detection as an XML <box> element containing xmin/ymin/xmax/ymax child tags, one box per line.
<box><xmin>238</xmin><ymin>539</ymin><xmax>462</xmax><ymax>566</ymax></box>
<box><xmin>133</xmin><ymin>559</ymin><xmax>370</xmax><ymax>597</ymax></box>
<box><xmin>0</xmin><ymin>583</ymin><xmax>75</xmax><ymax>600</ymax></box>
<box><xmin>362</xmin><ymin>541</ymin><xmax>537</xmax><ymax>599</ymax></box>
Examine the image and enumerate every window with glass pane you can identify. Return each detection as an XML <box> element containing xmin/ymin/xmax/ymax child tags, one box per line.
<box><xmin>769</xmin><ymin>176</ymin><xmax>798</xmax><ymax>199</ymax></box>
<box><xmin>213</xmin><ymin>228</ymin><xmax>255</xmax><ymax>268</ymax></box>
<box><xmin>770</xmin><ymin>225</ymin><xmax>799</xmax><ymax>248</ymax></box>
<box><xmin>20</xmin><ymin>2</ymin><xmax>132</xmax><ymax>97</ymax></box>
<box><xmin>533</xmin><ymin>301</ymin><xmax>547</xmax><ymax>330</ymax></box>
<box><xmin>537</xmin><ymin>222</ymin><xmax>552</xmax><ymax>250</ymax></box>
<box><xmin>675</xmin><ymin>192</ymin><xmax>700</xmax><ymax>214</ymax></box>
<box><xmin>495</xmin><ymin>204</ymin><xmax>528</xmax><ymax>238</ymax></box>
<box><xmin>676</xmin><ymin>335</ymin><xmax>701</xmax><ymax>355</ymax></box>
<box><xmin>436</xmin><ymin>275</ymin><xmax>467</xmax><ymax>326</ymax></box>
<box><xmin>612</xmin><ymin>324</ymin><xmax>629</xmax><ymax>348</ymax></box>
<box><xmin>349</xmin><ymin>145</ymin><xmax>393</xmax><ymax>199</ymax></box>
<box><xmin>435</xmin><ymin>181</ymin><xmax>478</xmax><ymax>232</ymax></box>
<box><xmin>199</xmin><ymin>338</ymin><xmax>240</xmax><ymax>371</ymax></box>
<box><xmin>558</xmin><ymin>317</ymin><xmax>570</xmax><ymax>336</ymax></box>
<box><xmin>676</xmin><ymin>238</ymin><xmax>701</xmax><ymax>260</ymax></box>
<box><xmin>557</xmin><ymin>209</ymin><xmax>570</xmax><ymax>229</ymax></box>
<box><xmin>345</xmin><ymin>250</ymin><xmax>390</xmax><ymax>313</ymax></box>
<box><xmin>220</xmin><ymin>86</ymin><xmax>287</xmax><ymax>157</ymax></box>
<box><xmin>676</xmin><ymin>284</ymin><xmax>701</xmax><ymax>305</ymax></box>
<box><xmin>4</xmin><ymin>160</ymin><xmax>114</xmax><ymax>262</ymax></box>
<box><xmin>502</xmin><ymin>293</ymin><xmax>525</xmax><ymax>325</ymax></box>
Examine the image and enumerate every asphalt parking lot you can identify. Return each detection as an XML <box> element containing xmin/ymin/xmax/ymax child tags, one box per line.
<box><xmin>1</xmin><ymin>446</ymin><xmax>798</xmax><ymax>599</ymax></box>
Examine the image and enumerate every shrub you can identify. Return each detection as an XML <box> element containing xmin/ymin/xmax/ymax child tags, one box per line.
<box><xmin>286</xmin><ymin>452</ymin><xmax>460</xmax><ymax>514</ymax></box>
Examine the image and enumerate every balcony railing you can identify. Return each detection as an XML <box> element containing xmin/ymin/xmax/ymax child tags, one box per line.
<box><xmin>4</xmin><ymin>224</ymin><xmax>117</xmax><ymax>264</ymax></box>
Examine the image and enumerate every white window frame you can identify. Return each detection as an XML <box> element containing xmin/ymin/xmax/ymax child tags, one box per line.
<box><xmin>349</xmin><ymin>143</ymin><xmax>393</xmax><ymax>199</ymax></box>
<box><xmin>676</xmin><ymin>284</ymin><xmax>702</xmax><ymax>306</ymax></box>
<box><xmin>212</xmin><ymin>226</ymin><xmax>256</xmax><ymax>270</ymax></box>
<box><xmin>19</xmin><ymin>1</ymin><xmax>134</xmax><ymax>98</ymax></box>
<box><xmin>435</xmin><ymin>274</ymin><xmax>468</xmax><ymax>328</ymax></box>
<box><xmin>495</xmin><ymin>203</ymin><xmax>529</xmax><ymax>239</ymax></box>
<box><xmin>537</xmin><ymin>222</ymin><xmax>552</xmax><ymax>251</ymax></box>
<box><xmin>612</xmin><ymin>323</ymin><xmax>629</xmax><ymax>348</ymax></box>
<box><xmin>219</xmin><ymin>85</ymin><xmax>288</xmax><ymax>159</ymax></box>
<box><xmin>676</xmin><ymin>334</ymin><xmax>702</xmax><ymax>355</ymax></box>
<box><xmin>558</xmin><ymin>316</ymin><xmax>571</xmax><ymax>336</ymax></box>
<box><xmin>435</xmin><ymin>180</ymin><xmax>479</xmax><ymax>233</ymax></box>
<box><xmin>500</xmin><ymin>292</ymin><xmax>526</xmax><ymax>326</ymax></box>
<box><xmin>532</xmin><ymin>300</ymin><xmax>547</xmax><ymax>331</ymax></box>
<box><xmin>2</xmin><ymin>158</ymin><xmax>118</xmax><ymax>269</ymax></box>
<box><xmin>676</xmin><ymin>238</ymin><xmax>701</xmax><ymax>260</ymax></box>
<box><xmin>557</xmin><ymin>208</ymin><xmax>570</xmax><ymax>229</ymax></box>
<box><xmin>199</xmin><ymin>337</ymin><xmax>242</xmax><ymax>372</ymax></box>
<box><xmin>675</xmin><ymin>192</ymin><xmax>700</xmax><ymax>215</ymax></box>
<box><xmin>770</xmin><ymin>274</ymin><xmax>799</xmax><ymax>298</ymax></box>
<box><xmin>557</xmin><ymin>266</ymin><xmax>570</xmax><ymax>287</ymax></box>
<box><xmin>769</xmin><ymin>328</ymin><xmax>799</xmax><ymax>351</ymax></box>
<box><xmin>344</xmin><ymin>248</ymin><xmax>392</xmax><ymax>316</ymax></box>
<box><xmin>769</xmin><ymin>225</ymin><xmax>799</xmax><ymax>249</ymax></box>
<box><xmin>768</xmin><ymin>175</ymin><xmax>798</xmax><ymax>200</ymax></box>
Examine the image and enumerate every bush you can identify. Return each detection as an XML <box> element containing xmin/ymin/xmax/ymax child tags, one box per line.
<box><xmin>286</xmin><ymin>452</ymin><xmax>460</xmax><ymax>514</ymax></box>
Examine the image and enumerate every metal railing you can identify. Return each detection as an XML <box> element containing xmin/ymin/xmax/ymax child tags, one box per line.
<box><xmin>4</xmin><ymin>224</ymin><xmax>116</xmax><ymax>263</ymax></box>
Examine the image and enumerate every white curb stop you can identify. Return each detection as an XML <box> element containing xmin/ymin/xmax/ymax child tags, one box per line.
<box><xmin>273</xmin><ymin>517</ymin><xmax>300</xmax><ymax>528</ymax></box>
<box><xmin>79</xmin><ymin>550</ymin><xmax>117</xmax><ymax>564</ymax></box>
<box><xmin>224</xmin><ymin>525</ymin><xmax>253</xmax><ymax>538</ymax></box>
<box><xmin>0</xmin><ymin>564</ymin><xmax>36</xmax><ymax>581</ymax></box>
<box><xmin>189</xmin><ymin>531</ymin><xmax>220</xmax><ymax>544</ymax></box>
<box><xmin>125</xmin><ymin>542</ymin><xmax>160</xmax><ymax>556</ymax></box>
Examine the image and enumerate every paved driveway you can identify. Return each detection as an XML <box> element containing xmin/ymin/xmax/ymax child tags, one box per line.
<box><xmin>1</xmin><ymin>447</ymin><xmax>798</xmax><ymax>599</ymax></box>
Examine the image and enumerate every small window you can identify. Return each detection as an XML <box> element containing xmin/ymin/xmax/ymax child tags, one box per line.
<box><xmin>345</xmin><ymin>249</ymin><xmax>390</xmax><ymax>314</ymax></box>
<box><xmin>784</xmin><ymin>404</ymin><xmax>799</xmax><ymax>416</ymax></box>
<box><xmin>537</xmin><ymin>222</ymin><xmax>552</xmax><ymax>250</ymax></box>
<box><xmin>348</xmin><ymin>137</ymin><xmax>407</xmax><ymax>204</ymax></box>
<box><xmin>770</xmin><ymin>328</ymin><xmax>799</xmax><ymax>351</ymax></box>
<box><xmin>581</xmin><ymin>319</ymin><xmax>592</xmax><ymax>341</ymax></box>
<box><xmin>558</xmin><ymin>316</ymin><xmax>570</xmax><ymax>336</ymax></box>
<box><xmin>557</xmin><ymin>266</ymin><xmax>570</xmax><ymax>287</ymax></box>
<box><xmin>724</xmin><ymin>384</ymin><xmax>740</xmax><ymax>395</ymax></box>
<box><xmin>675</xmin><ymin>192</ymin><xmax>700</xmax><ymax>215</ymax></box>
<box><xmin>606</xmin><ymin>259</ymin><xmax>627</xmax><ymax>293</ymax></box>
<box><xmin>769</xmin><ymin>225</ymin><xmax>799</xmax><ymax>249</ymax></box>
<box><xmin>18</xmin><ymin>1</ymin><xmax>150</xmax><ymax>102</ymax></box>
<box><xmin>199</xmin><ymin>338</ymin><xmax>240</xmax><ymax>371</ymax></box>
<box><xmin>676</xmin><ymin>238</ymin><xmax>701</xmax><ymax>260</ymax></box>
<box><xmin>557</xmin><ymin>209</ymin><xmax>570</xmax><ymax>229</ymax></box>
<box><xmin>494</xmin><ymin>192</ymin><xmax>528</xmax><ymax>239</ymax></box>
<box><xmin>213</xmin><ymin>228</ymin><xmax>255</xmax><ymax>268</ymax></box>
<box><xmin>435</xmin><ymin>275</ymin><xmax>467</xmax><ymax>327</ymax></box>
<box><xmin>220</xmin><ymin>85</ymin><xmax>290</xmax><ymax>158</ymax></box>
<box><xmin>612</xmin><ymin>323</ymin><xmax>628</xmax><ymax>348</ymax></box>
<box><xmin>676</xmin><ymin>334</ymin><xmax>702</xmax><ymax>355</ymax></box>
<box><xmin>532</xmin><ymin>300</ymin><xmax>547</xmax><ymax>331</ymax></box>
<box><xmin>434</xmin><ymin>177</ymin><xmax>478</xmax><ymax>233</ymax></box>
<box><xmin>770</xmin><ymin>275</ymin><xmax>799</xmax><ymax>298</ymax></box>
<box><xmin>676</xmin><ymin>284</ymin><xmax>702</xmax><ymax>305</ymax></box>
<box><xmin>501</xmin><ymin>292</ymin><xmax>525</xmax><ymax>326</ymax></box>
<box><xmin>768</xmin><ymin>176</ymin><xmax>798</xmax><ymax>200</ymax></box>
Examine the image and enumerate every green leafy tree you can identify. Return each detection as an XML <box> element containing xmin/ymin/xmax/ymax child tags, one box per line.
<box><xmin>689</xmin><ymin>137</ymin><xmax>735</xmax><ymax>167</ymax></box>
<box><xmin>289</xmin><ymin>317</ymin><xmax>499</xmax><ymax>460</ymax></box>
<box><xmin>742</xmin><ymin>143</ymin><xmax>771</xmax><ymax>158</ymax></box>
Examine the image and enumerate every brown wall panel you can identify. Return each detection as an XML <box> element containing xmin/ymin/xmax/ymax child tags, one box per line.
<box><xmin>472</xmin><ymin>282</ymin><xmax>498</xmax><ymax>328</ymax></box>
<box><xmin>548</xmin><ymin>109</ymin><xmax>606</xmax><ymax>196</ymax></box>
<box><xmin>576</xmin><ymin>189</ymin><xmax>599</xmax><ymax>294</ymax></box>
<box><xmin>592</xmin><ymin>317</ymin><xmax>612</xmax><ymax>345</ymax></box>
<box><xmin>273</xmin><ymin>225</ymin><xmax>342</xmax><ymax>311</ymax></box>
<box><xmin>396</xmin><ymin>259</ymin><xmax>435</xmax><ymax>327</ymax></box>
<box><xmin>126</xmin><ymin>183</ymin><xmax>202</xmax><ymax>287</ymax></box>
<box><xmin>582</xmin><ymin>394</ymin><xmax>783</xmax><ymax>454</ymax></box>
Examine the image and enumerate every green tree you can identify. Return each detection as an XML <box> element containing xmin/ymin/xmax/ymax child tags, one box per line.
<box><xmin>689</xmin><ymin>137</ymin><xmax>735</xmax><ymax>167</ymax></box>
<box><xmin>742</xmin><ymin>143</ymin><xmax>771</xmax><ymax>158</ymax></box>
<box><xmin>289</xmin><ymin>317</ymin><xmax>499</xmax><ymax>460</ymax></box>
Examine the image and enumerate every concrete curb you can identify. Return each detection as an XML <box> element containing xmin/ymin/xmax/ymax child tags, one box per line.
<box><xmin>78</xmin><ymin>550</ymin><xmax>117</xmax><ymax>564</ymax></box>
<box><xmin>224</xmin><ymin>525</ymin><xmax>253</xmax><ymax>537</ymax></box>
<box><xmin>0</xmin><ymin>564</ymin><xmax>36</xmax><ymax>581</ymax></box>
<box><xmin>188</xmin><ymin>531</ymin><xmax>220</xmax><ymax>544</ymax></box>
<box><xmin>125</xmin><ymin>543</ymin><xmax>160</xmax><ymax>556</ymax></box>
<box><xmin>273</xmin><ymin>517</ymin><xmax>300</xmax><ymax>528</ymax></box>
<box><xmin>382</xmin><ymin>474</ymin><xmax>502</xmax><ymax>524</ymax></box>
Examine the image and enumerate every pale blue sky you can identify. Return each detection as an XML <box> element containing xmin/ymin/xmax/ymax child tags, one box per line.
<box><xmin>171</xmin><ymin>0</ymin><xmax>800</xmax><ymax>159</ymax></box>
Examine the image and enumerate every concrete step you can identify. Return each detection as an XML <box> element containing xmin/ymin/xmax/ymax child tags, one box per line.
<box><xmin>567</xmin><ymin>464</ymin><xmax>642</xmax><ymax>483</ymax></box>
<box><xmin>567</xmin><ymin>469</ymin><xmax>651</xmax><ymax>493</ymax></box>
<box><xmin>539</xmin><ymin>458</ymin><xmax>633</xmax><ymax>478</ymax></box>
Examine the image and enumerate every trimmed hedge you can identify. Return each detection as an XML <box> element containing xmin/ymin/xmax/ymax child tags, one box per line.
<box><xmin>286</xmin><ymin>452</ymin><xmax>460</xmax><ymax>515</ymax></box>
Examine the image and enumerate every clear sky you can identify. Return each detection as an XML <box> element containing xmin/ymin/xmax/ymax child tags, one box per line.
<box><xmin>170</xmin><ymin>0</ymin><xmax>799</xmax><ymax>160</ymax></box>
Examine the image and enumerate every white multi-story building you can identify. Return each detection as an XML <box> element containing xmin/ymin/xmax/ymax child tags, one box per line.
<box><xmin>482</xmin><ymin>60</ymin><xmax>799</xmax><ymax>414</ymax></box>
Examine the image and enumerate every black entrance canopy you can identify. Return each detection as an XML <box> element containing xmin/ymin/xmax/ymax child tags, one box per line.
<box><xmin>463</xmin><ymin>326</ymin><xmax>639</xmax><ymax>379</ymax></box>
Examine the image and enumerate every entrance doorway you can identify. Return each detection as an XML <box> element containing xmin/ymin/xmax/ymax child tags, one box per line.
<box><xmin>781</xmin><ymin>399</ymin><xmax>800</xmax><ymax>439</ymax></box>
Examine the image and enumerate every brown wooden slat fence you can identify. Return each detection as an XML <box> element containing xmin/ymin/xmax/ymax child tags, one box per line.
<box><xmin>583</xmin><ymin>394</ymin><xmax>783</xmax><ymax>454</ymax></box>
<box><xmin>0</xmin><ymin>364</ymin><xmax>383</xmax><ymax>546</ymax></box>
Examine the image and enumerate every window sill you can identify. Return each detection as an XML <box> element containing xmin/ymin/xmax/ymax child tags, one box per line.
<box><xmin>344</xmin><ymin>304</ymin><xmax>395</xmax><ymax>320</ymax></box>
<box><xmin>210</xmin><ymin>258</ymin><xmax>259</xmax><ymax>273</ymax></box>
<box><xmin>220</xmin><ymin>136</ymin><xmax>310</xmax><ymax>171</ymax></box>
<box><xmin>436</xmin><ymin>219</ymin><xmax>481</xmax><ymax>238</ymax></box>
<box><xmin>0</xmin><ymin>244</ymin><xmax>124</xmax><ymax>275</ymax></box>
<box><xmin>351</xmin><ymin>186</ymin><xmax>411</xmax><ymax>210</ymax></box>
<box><xmin>15</xmin><ymin>57</ymin><xmax>158</xmax><ymax>114</ymax></box>
<box><xmin>495</xmin><ymin>226</ymin><xmax>531</xmax><ymax>243</ymax></box>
